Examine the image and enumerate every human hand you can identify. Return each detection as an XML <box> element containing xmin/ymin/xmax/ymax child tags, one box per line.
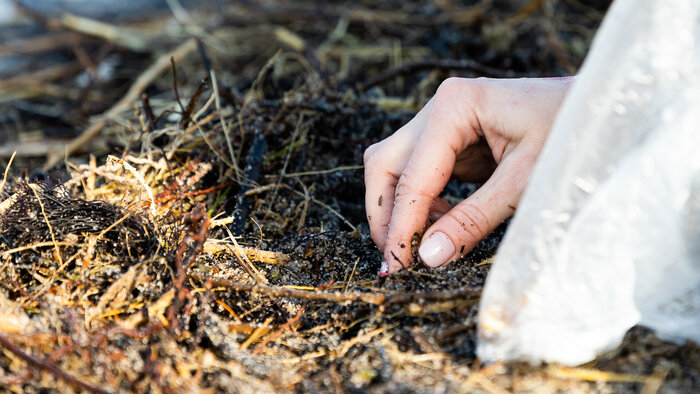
<box><xmin>363</xmin><ymin>77</ymin><xmax>574</xmax><ymax>274</ymax></box>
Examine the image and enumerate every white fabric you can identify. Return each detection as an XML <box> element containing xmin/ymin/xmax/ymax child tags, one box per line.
<box><xmin>0</xmin><ymin>0</ymin><xmax>17</xmax><ymax>24</ymax></box>
<box><xmin>477</xmin><ymin>0</ymin><xmax>700</xmax><ymax>364</ymax></box>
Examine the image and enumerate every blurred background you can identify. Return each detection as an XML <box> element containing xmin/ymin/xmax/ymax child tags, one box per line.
<box><xmin>0</xmin><ymin>0</ymin><xmax>610</xmax><ymax>172</ymax></box>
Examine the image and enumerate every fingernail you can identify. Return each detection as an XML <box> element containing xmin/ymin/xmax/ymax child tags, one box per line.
<box><xmin>379</xmin><ymin>261</ymin><xmax>388</xmax><ymax>276</ymax></box>
<box><xmin>419</xmin><ymin>232</ymin><xmax>455</xmax><ymax>268</ymax></box>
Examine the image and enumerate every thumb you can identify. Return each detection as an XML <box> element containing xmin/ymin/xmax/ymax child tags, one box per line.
<box><xmin>418</xmin><ymin>148</ymin><xmax>535</xmax><ymax>268</ymax></box>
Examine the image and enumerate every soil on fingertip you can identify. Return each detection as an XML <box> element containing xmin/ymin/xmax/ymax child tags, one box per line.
<box><xmin>0</xmin><ymin>1</ymin><xmax>698</xmax><ymax>393</ymax></box>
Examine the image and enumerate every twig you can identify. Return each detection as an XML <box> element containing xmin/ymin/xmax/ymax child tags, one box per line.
<box><xmin>170</xmin><ymin>57</ymin><xmax>187</xmax><ymax>118</ymax></box>
<box><xmin>640</xmin><ymin>363</ymin><xmax>670</xmax><ymax>394</ymax></box>
<box><xmin>190</xmin><ymin>272</ymin><xmax>481</xmax><ymax>305</ymax></box>
<box><xmin>202</xmin><ymin>240</ymin><xmax>290</xmax><ymax>265</ymax></box>
<box><xmin>464</xmin><ymin>374</ymin><xmax>511</xmax><ymax>394</ymax></box>
<box><xmin>29</xmin><ymin>186</ymin><xmax>62</xmax><ymax>265</ymax></box>
<box><xmin>357</xmin><ymin>59</ymin><xmax>510</xmax><ymax>92</ymax></box>
<box><xmin>242</xmin><ymin>183</ymin><xmax>281</xmax><ymax>197</ymax></box>
<box><xmin>212</xmin><ymin>75</ymin><xmax>240</xmax><ymax>169</ymax></box>
<box><xmin>297</xmin><ymin>192</ymin><xmax>358</xmax><ymax>234</ymax></box>
<box><xmin>223</xmin><ymin>227</ymin><xmax>268</xmax><ymax>284</ymax></box>
<box><xmin>546</xmin><ymin>366</ymin><xmax>648</xmax><ymax>383</ymax></box>
<box><xmin>240</xmin><ymin>316</ymin><xmax>274</xmax><ymax>350</ymax></box>
<box><xmin>59</xmin><ymin>13</ymin><xmax>150</xmax><ymax>51</ymax></box>
<box><xmin>0</xmin><ymin>151</ymin><xmax>16</xmax><ymax>196</ymax></box>
<box><xmin>337</xmin><ymin>326</ymin><xmax>388</xmax><ymax>357</ymax></box>
<box><xmin>1</xmin><ymin>242</ymin><xmax>84</xmax><ymax>258</ymax></box>
<box><xmin>0</xmin><ymin>139</ymin><xmax>101</xmax><ymax>159</ymax></box>
<box><xmin>167</xmin><ymin>203</ymin><xmax>209</xmax><ymax>332</ymax></box>
<box><xmin>0</xmin><ymin>63</ymin><xmax>81</xmax><ymax>93</ymax></box>
<box><xmin>342</xmin><ymin>258</ymin><xmax>359</xmax><ymax>293</ymax></box>
<box><xmin>173</xmin><ymin>204</ymin><xmax>210</xmax><ymax>289</ymax></box>
<box><xmin>140</xmin><ymin>93</ymin><xmax>156</xmax><ymax>132</ymax></box>
<box><xmin>215</xmin><ymin>299</ymin><xmax>241</xmax><ymax>322</ymax></box>
<box><xmin>252</xmin><ymin>305</ymin><xmax>307</xmax><ymax>356</ymax></box>
<box><xmin>0</xmin><ymin>333</ymin><xmax>113</xmax><ymax>394</ymax></box>
<box><xmin>198</xmin><ymin>36</ymin><xmax>240</xmax><ymax>175</ymax></box>
<box><xmin>106</xmin><ymin>155</ymin><xmax>157</xmax><ymax>217</ymax></box>
<box><xmin>279</xmin><ymin>165</ymin><xmax>363</xmax><ymax>178</ymax></box>
<box><xmin>0</xmin><ymin>32</ymin><xmax>84</xmax><ymax>56</ymax></box>
<box><xmin>506</xmin><ymin>0</ymin><xmax>547</xmax><ymax>25</ymax></box>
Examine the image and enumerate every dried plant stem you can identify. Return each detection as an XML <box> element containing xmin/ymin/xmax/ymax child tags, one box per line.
<box><xmin>107</xmin><ymin>155</ymin><xmax>157</xmax><ymax>217</ymax></box>
<box><xmin>337</xmin><ymin>326</ymin><xmax>388</xmax><ymax>357</ymax></box>
<box><xmin>240</xmin><ymin>316</ymin><xmax>274</xmax><ymax>350</ymax></box>
<box><xmin>223</xmin><ymin>227</ymin><xmax>269</xmax><ymax>284</ymax></box>
<box><xmin>252</xmin><ymin>305</ymin><xmax>307</xmax><ymax>356</ymax></box>
<box><xmin>342</xmin><ymin>258</ymin><xmax>359</xmax><ymax>293</ymax></box>
<box><xmin>29</xmin><ymin>186</ymin><xmax>62</xmax><ymax>265</ymax></box>
<box><xmin>280</xmin><ymin>165</ymin><xmax>363</xmax><ymax>178</ymax></box>
<box><xmin>304</xmin><ymin>194</ymin><xmax>357</xmax><ymax>233</ymax></box>
<box><xmin>0</xmin><ymin>151</ymin><xmax>15</xmax><ymax>197</ymax></box>
<box><xmin>203</xmin><ymin>240</ymin><xmax>290</xmax><ymax>265</ymax></box>
<box><xmin>0</xmin><ymin>333</ymin><xmax>112</xmax><ymax>394</ymax></box>
<box><xmin>210</xmin><ymin>70</ymin><xmax>239</xmax><ymax>175</ymax></box>
<box><xmin>59</xmin><ymin>13</ymin><xmax>149</xmax><ymax>51</ymax></box>
<box><xmin>546</xmin><ymin>366</ymin><xmax>648</xmax><ymax>383</ymax></box>
<box><xmin>190</xmin><ymin>272</ymin><xmax>481</xmax><ymax>305</ymax></box>
<box><xmin>2</xmin><ymin>242</ymin><xmax>84</xmax><ymax>258</ymax></box>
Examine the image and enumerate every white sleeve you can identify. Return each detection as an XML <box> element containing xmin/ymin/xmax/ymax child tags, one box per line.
<box><xmin>477</xmin><ymin>0</ymin><xmax>700</xmax><ymax>365</ymax></box>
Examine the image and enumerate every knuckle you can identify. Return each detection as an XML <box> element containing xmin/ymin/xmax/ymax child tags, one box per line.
<box><xmin>393</xmin><ymin>172</ymin><xmax>415</xmax><ymax>199</ymax></box>
<box><xmin>363</xmin><ymin>143</ymin><xmax>380</xmax><ymax>165</ymax></box>
<box><xmin>434</xmin><ymin>77</ymin><xmax>483</xmax><ymax>111</ymax></box>
<box><xmin>394</xmin><ymin>171</ymin><xmax>435</xmax><ymax>203</ymax></box>
<box><xmin>436</xmin><ymin>77</ymin><xmax>463</xmax><ymax>97</ymax></box>
<box><xmin>447</xmin><ymin>203</ymin><xmax>491</xmax><ymax>243</ymax></box>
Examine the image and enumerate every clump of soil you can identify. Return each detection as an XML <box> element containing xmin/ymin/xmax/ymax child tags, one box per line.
<box><xmin>0</xmin><ymin>1</ymin><xmax>698</xmax><ymax>393</ymax></box>
<box><xmin>1</xmin><ymin>181</ymin><xmax>157</xmax><ymax>262</ymax></box>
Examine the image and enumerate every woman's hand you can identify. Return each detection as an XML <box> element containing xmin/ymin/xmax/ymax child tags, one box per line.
<box><xmin>363</xmin><ymin>77</ymin><xmax>574</xmax><ymax>274</ymax></box>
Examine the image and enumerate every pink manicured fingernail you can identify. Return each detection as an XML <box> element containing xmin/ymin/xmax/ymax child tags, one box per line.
<box><xmin>379</xmin><ymin>261</ymin><xmax>388</xmax><ymax>276</ymax></box>
<box><xmin>419</xmin><ymin>232</ymin><xmax>455</xmax><ymax>268</ymax></box>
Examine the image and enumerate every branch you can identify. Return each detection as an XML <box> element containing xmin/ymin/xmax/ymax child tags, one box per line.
<box><xmin>190</xmin><ymin>272</ymin><xmax>482</xmax><ymax>305</ymax></box>
<box><xmin>0</xmin><ymin>333</ymin><xmax>112</xmax><ymax>394</ymax></box>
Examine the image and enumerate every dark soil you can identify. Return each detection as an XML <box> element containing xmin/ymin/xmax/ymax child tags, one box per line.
<box><xmin>0</xmin><ymin>0</ymin><xmax>698</xmax><ymax>392</ymax></box>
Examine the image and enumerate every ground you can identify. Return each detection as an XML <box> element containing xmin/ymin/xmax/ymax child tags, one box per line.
<box><xmin>0</xmin><ymin>0</ymin><xmax>698</xmax><ymax>393</ymax></box>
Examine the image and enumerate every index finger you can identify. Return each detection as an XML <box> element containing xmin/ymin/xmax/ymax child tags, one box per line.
<box><xmin>383</xmin><ymin>78</ymin><xmax>483</xmax><ymax>272</ymax></box>
<box><xmin>364</xmin><ymin>99</ymin><xmax>439</xmax><ymax>252</ymax></box>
